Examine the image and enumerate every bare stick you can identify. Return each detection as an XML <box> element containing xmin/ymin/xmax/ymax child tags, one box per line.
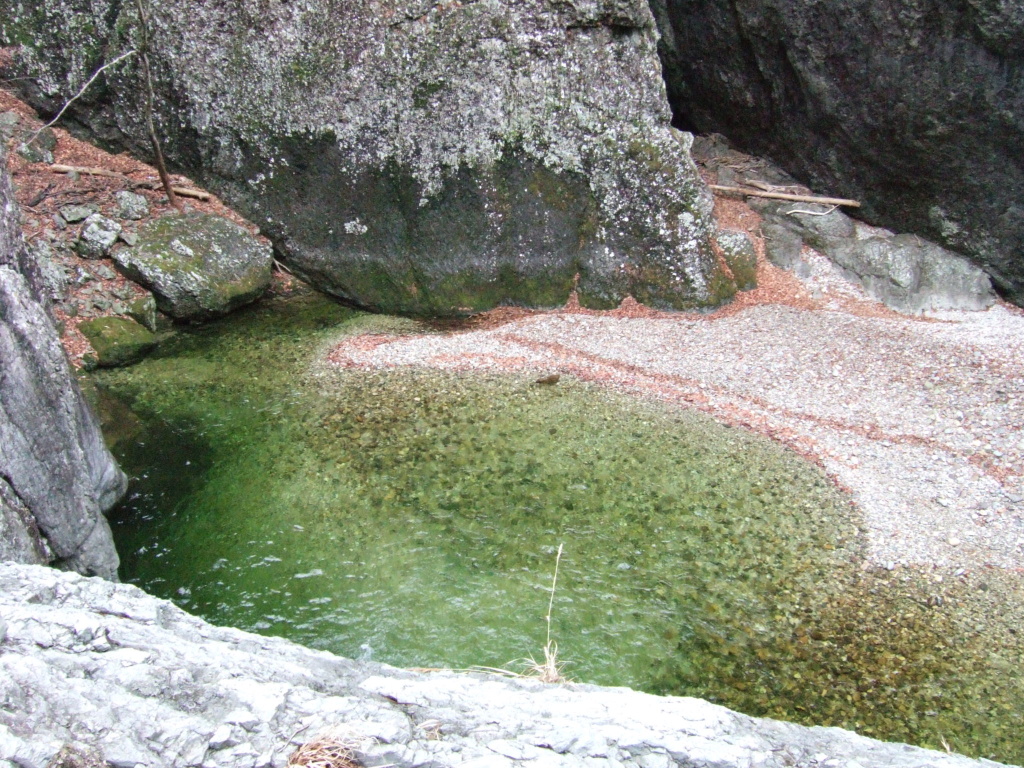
<box><xmin>26</xmin><ymin>49</ymin><xmax>137</xmax><ymax>144</ymax></box>
<box><xmin>709</xmin><ymin>184</ymin><xmax>861</xmax><ymax>208</ymax></box>
<box><xmin>135</xmin><ymin>0</ymin><xmax>179</xmax><ymax>210</ymax></box>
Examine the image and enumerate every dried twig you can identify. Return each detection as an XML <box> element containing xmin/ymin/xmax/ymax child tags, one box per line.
<box><xmin>709</xmin><ymin>184</ymin><xmax>861</xmax><ymax>208</ymax></box>
<box><xmin>784</xmin><ymin>204</ymin><xmax>840</xmax><ymax>217</ymax></box>
<box><xmin>135</xmin><ymin>0</ymin><xmax>179</xmax><ymax>210</ymax></box>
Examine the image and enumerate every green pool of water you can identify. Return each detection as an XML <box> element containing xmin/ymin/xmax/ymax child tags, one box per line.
<box><xmin>95</xmin><ymin>291</ymin><xmax>1024</xmax><ymax>763</ymax></box>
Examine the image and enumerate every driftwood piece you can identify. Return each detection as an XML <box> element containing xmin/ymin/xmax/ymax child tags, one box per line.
<box><xmin>709</xmin><ymin>184</ymin><xmax>861</xmax><ymax>208</ymax></box>
<box><xmin>49</xmin><ymin>164</ymin><xmax>124</xmax><ymax>179</ymax></box>
<box><xmin>171</xmin><ymin>187</ymin><xmax>210</xmax><ymax>201</ymax></box>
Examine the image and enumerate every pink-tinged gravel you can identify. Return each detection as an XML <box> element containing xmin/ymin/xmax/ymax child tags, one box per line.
<box><xmin>326</xmin><ymin>300</ymin><xmax>1024</xmax><ymax>572</ymax></box>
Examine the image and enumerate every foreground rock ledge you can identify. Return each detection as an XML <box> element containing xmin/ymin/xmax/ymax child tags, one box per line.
<box><xmin>0</xmin><ymin>564</ymin><xmax>1007</xmax><ymax>768</ymax></box>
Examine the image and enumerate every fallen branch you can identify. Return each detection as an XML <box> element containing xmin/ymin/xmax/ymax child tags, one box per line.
<box><xmin>709</xmin><ymin>184</ymin><xmax>861</xmax><ymax>208</ymax></box>
<box><xmin>48</xmin><ymin>164</ymin><xmax>210</xmax><ymax>200</ymax></box>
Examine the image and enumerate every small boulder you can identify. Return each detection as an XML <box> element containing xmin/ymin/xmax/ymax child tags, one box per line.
<box><xmin>59</xmin><ymin>204</ymin><xmax>98</xmax><ymax>224</ymax></box>
<box><xmin>114</xmin><ymin>190</ymin><xmax>150</xmax><ymax>220</ymax></box>
<box><xmin>716</xmin><ymin>230</ymin><xmax>758</xmax><ymax>291</ymax></box>
<box><xmin>75</xmin><ymin>214</ymin><xmax>123</xmax><ymax>259</ymax></box>
<box><xmin>112</xmin><ymin>213</ymin><xmax>273</xmax><ymax>321</ymax></box>
<box><xmin>78</xmin><ymin>316</ymin><xmax>157</xmax><ymax>368</ymax></box>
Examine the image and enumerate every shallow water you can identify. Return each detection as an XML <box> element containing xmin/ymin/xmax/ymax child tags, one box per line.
<box><xmin>96</xmin><ymin>291</ymin><xmax>1024</xmax><ymax>763</ymax></box>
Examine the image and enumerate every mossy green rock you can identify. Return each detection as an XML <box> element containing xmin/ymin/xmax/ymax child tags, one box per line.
<box><xmin>111</xmin><ymin>214</ymin><xmax>272</xmax><ymax>322</ymax></box>
<box><xmin>716</xmin><ymin>229</ymin><xmax>758</xmax><ymax>291</ymax></box>
<box><xmin>79</xmin><ymin>316</ymin><xmax>157</xmax><ymax>368</ymax></box>
<box><xmin>9</xmin><ymin>0</ymin><xmax>731</xmax><ymax>317</ymax></box>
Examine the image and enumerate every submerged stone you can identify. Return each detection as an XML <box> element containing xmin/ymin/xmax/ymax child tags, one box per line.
<box><xmin>79</xmin><ymin>316</ymin><xmax>157</xmax><ymax>368</ymax></box>
<box><xmin>11</xmin><ymin>0</ymin><xmax>728</xmax><ymax>316</ymax></box>
<box><xmin>112</xmin><ymin>213</ymin><xmax>273</xmax><ymax>321</ymax></box>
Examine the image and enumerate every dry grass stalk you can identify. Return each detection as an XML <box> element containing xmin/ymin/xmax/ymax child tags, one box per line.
<box><xmin>287</xmin><ymin>735</ymin><xmax>361</xmax><ymax>768</ymax></box>
<box><xmin>521</xmin><ymin>543</ymin><xmax>567</xmax><ymax>683</ymax></box>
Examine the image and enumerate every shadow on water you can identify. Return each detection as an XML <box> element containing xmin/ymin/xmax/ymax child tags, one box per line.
<box><xmin>96</xmin><ymin>291</ymin><xmax>1024</xmax><ymax>763</ymax></box>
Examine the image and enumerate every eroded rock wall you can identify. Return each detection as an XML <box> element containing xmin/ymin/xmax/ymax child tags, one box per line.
<box><xmin>0</xmin><ymin>562</ymin><xmax>1006</xmax><ymax>768</ymax></box>
<box><xmin>0</xmin><ymin>153</ymin><xmax>124</xmax><ymax>578</ymax></box>
<box><xmin>649</xmin><ymin>0</ymin><xmax>1024</xmax><ymax>304</ymax></box>
<box><xmin>4</xmin><ymin>0</ymin><xmax>729</xmax><ymax>316</ymax></box>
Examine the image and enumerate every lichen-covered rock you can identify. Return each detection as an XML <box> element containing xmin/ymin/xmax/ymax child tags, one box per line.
<box><xmin>14</xmin><ymin>125</ymin><xmax>56</xmax><ymax>164</ymax></box>
<box><xmin>0</xmin><ymin>152</ymin><xmax>125</xmax><ymax>579</ymax></box>
<box><xmin>114</xmin><ymin>190</ymin><xmax>149</xmax><ymax>220</ymax></box>
<box><xmin>75</xmin><ymin>212</ymin><xmax>122</xmax><ymax>259</ymax></box>
<box><xmin>7</xmin><ymin>0</ymin><xmax>726</xmax><ymax>316</ymax></box>
<box><xmin>59</xmin><ymin>204</ymin><xmax>98</xmax><ymax>224</ymax></box>
<box><xmin>649</xmin><ymin>0</ymin><xmax>1024</xmax><ymax>305</ymax></box>
<box><xmin>0</xmin><ymin>562</ymin><xmax>1006</xmax><ymax>768</ymax></box>
<box><xmin>78</xmin><ymin>316</ymin><xmax>157</xmax><ymax>368</ymax></box>
<box><xmin>112</xmin><ymin>213</ymin><xmax>273</xmax><ymax>321</ymax></box>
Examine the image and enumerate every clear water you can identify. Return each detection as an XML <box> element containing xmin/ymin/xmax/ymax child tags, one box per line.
<box><xmin>95</xmin><ymin>291</ymin><xmax>1024</xmax><ymax>763</ymax></box>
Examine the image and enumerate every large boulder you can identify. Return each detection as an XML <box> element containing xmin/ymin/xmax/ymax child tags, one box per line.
<box><xmin>112</xmin><ymin>213</ymin><xmax>273</xmax><ymax>321</ymax></box>
<box><xmin>0</xmin><ymin>562</ymin><xmax>1003</xmax><ymax>768</ymax></box>
<box><xmin>0</xmin><ymin>152</ymin><xmax>125</xmax><ymax>579</ymax></box>
<box><xmin>648</xmin><ymin>0</ymin><xmax>1024</xmax><ymax>305</ymax></box>
<box><xmin>5</xmin><ymin>0</ymin><xmax>729</xmax><ymax>317</ymax></box>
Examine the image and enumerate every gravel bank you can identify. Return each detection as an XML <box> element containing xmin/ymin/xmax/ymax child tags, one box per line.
<box><xmin>327</xmin><ymin>268</ymin><xmax>1024</xmax><ymax>573</ymax></box>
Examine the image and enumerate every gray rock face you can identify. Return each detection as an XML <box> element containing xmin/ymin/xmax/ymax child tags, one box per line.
<box><xmin>0</xmin><ymin>562</ymin><xmax>1008</xmax><ymax>768</ymax></box>
<box><xmin>0</xmin><ymin>153</ymin><xmax>125</xmax><ymax>579</ymax></box>
<box><xmin>755</xmin><ymin>200</ymin><xmax>996</xmax><ymax>314</ymax></box>
<box><xmin>112</xmin><ymin>213</ymin><xmax>273</xmax><ymax>321</ymax></box>
<box><xmin>649</xmin><ymin>0</ymin><xmax>1024</xmax><ymax>305</ymax></box>
<box><xmin>6</xmin><ymin>0</ymin><xmax>727</xmax><ymax>317</ymax></box>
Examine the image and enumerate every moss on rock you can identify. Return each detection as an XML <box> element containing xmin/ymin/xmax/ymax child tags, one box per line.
<box><xmin>79</xmin><ymin>316</ymin><xmax>157</xmax><ymax>368</ymax></box>
<box><xmin>112</xmin><ymin>214</ymin><xmax>272</xmax><ymax>322</ymax></box>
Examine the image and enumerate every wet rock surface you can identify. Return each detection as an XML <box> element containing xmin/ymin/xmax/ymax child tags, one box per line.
<box><xmin>0</xmin><ymin>562</ymin><xmax>1007</xmax><ymax>768</ymax></box>
<box><xmin>649</xmin><ymin>0</ymin><xmax>1024</xmax><ymax>304</ymax></box>
<box><xmin>7</xmin><ymin>0</ymin><xmax>724</xmax><ymax>316</ymax></box>
<box><xmin>112</xmin><ymin>213</ymin><xmax>273</xmax><ymax>322</ymax></box>
<box><xmin>0</xmin><ymin>153</ymin><xmax>124</xmax><ymax>578</ymax></box>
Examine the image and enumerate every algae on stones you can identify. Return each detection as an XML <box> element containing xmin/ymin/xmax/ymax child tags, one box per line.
<box><xmin>94</xmin><ymin>292</ymin><xmax>1024</xmax><ymax>764</ymax></box>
